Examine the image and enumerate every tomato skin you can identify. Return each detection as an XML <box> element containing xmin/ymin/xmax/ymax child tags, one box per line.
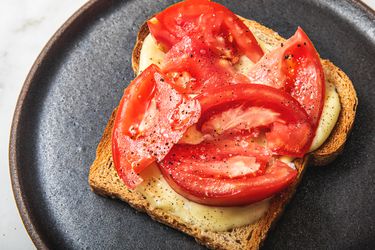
<box><xmin>160</xmin><ymin>157</ymin><xmax>297</xmax><ymax>206</ymax></box>
<box><xmin>248</xmin><ymin>27</ymin><xmax>325</xmax><ymax>129</ymax></box>
<box><xmin>147</xmin><ymin>0</ymin><xmax>263</xmax><ymax>62</ymax></box>
<box><xmin>112</xmin><ymin>64</ymin><xmax>200</xmax><ymax>188</ymax></box>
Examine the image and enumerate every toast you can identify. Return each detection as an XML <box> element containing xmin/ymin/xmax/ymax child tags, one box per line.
<box><xmin>89</xmin><ymin>18</ymin><xmax>357</xmax><ymax>249</ymax></box>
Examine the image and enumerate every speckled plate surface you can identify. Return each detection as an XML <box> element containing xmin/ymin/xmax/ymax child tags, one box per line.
<box><xmin>9</xmin><ymin>0</ymin><xmax>375</xmax><ymax>249</ymax></box>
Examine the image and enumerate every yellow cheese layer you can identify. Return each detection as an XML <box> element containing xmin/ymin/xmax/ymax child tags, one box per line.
<box><xmin>136</xmin><ymin>164</ymin><xmax>270</xmax><ymax>231</ymax></box>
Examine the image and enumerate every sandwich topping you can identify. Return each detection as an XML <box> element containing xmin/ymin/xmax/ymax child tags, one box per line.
<box><xmin>112</xmin><ymin>64</ymin><xmax>200</xmax><ymax>188</ymax></box>
<box><xmin>112</xmin><ymin>0</ymin><xmax>336</xmax><ymax>212</ymax></box>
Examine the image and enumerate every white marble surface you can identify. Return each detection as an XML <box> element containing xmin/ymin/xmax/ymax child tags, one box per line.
<box><xmin>0</xmin><ymin>1</ymin><xmax>86</xmax><ymax>249</ymax></box>
<box><xmin>0</xmin><ymin>0</ymin><xmax>374</xmax><ymax>249</ymax></box>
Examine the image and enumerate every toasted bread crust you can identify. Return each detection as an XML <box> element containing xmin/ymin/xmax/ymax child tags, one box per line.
<box><xmin>89</xmin><ymin>18</ymin><xmax>357</xmax><ymax>250</ymax></box>
<box><xmin>131</xmin><ymin>20</ymin><xmax>150</xmax><ymax>75</ymax></box>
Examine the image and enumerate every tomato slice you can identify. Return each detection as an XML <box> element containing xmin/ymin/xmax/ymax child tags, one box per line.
<box><xmin>162</xmin><ymin>36</ymin><xmax>250</xmax><ymax>94</ymax></box>
<box><xmin>160</xmin><ymin>151</ymin><xmax>297</xmax><ymax>206</ymax></box>
<box><xmin>196</xmin><ymin>84</ymin><xmax>314</xmax><ymax>156</ymax></box>
<box><xmin>112</xmin><ymin>64</ymin><xmax>201</xmax><ymax>188</ymax></box>
<box><xmin>165</xmin><ymin>137</ymin><xmax>271</xmax><ymax>178</ymax></box>
<box><xmin>159</xmin><ymin>84</ymin><xmax>311</xmax><ymax>206</ymax></box>
<box><xmin>248</xmin><ymin>27</ymin><xmax>325</xmax><ymax>128</ymax></box>
<box><xmin>147</xmin><ymin>0</ymin><xmax>264</xmax><ymax>62</ymax></box>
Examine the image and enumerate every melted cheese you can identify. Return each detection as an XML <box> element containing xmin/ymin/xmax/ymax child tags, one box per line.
<box><xmin>138</xmin><ymin>34</ymin><xmax>165</xmax><ymax>73</ymax></box>
<box><xmin>136</xmin><ymin>164</ymin><xmax>270</xmax><ymax>231</ymax></box>
<box><xmin>234</xmin><ymin>55</ymin><xmax>254</xmax><ymax>75</ymax></box>
<box><xmin>136</xmin><ymin>33</ymin><xmax>341</xmax><ymax>232</ymax></box>
<box><xmin>309</xmin><ymin>81</ymin><xmax>341</xmax><ymax>151</ymax></box>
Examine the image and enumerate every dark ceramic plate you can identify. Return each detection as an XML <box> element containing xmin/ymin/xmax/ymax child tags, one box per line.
<box><xmin>9</xmin><ymin>0</ymin><xmax>375</xmax><ymax>249</ymax></box>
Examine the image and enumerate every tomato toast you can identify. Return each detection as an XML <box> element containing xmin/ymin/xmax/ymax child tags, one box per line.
<box><xmin>89</xmin><ymin>1</ymin><xmax>357</xmax><ymax>249</ymax></box>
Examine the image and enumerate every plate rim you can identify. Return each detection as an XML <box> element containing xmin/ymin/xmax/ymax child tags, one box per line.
<box><xmin>8</xmin><ymin>0</ymin><xmax>375</xmax><ymax>249</ymax></box>
<box><xmin>9</xmin><ymin>0</ymin><xmax>104</xmax><ymax>248</ymax></box>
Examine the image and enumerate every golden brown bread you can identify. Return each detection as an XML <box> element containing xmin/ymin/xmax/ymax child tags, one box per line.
<box><xmin>89</xmin><ymin>18</ymin><xmax>357</xmax><ymax>249</ymax></box>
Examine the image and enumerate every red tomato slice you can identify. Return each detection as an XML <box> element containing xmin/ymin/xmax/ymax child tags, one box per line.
<box><xmin>164</xmin><ymin>138</ymin><xmax>271</xmax><ymax>179</ymax></box>
<box><xmin>160</xmin><ymin>154</ymin><xmax>297</xmax><ymax>206</ymax></box>
<box><xmin>248</xmin><ymin>27</ymin><xmax>325</xmax><ymax>128</ymax></box>
<box><xmin>112</xmin><ymin>64</ymin><xmax>201</xmax><ymax>188</ymax></box>
<box><xmin>196</xmin><ymin>84</ymin><xmax>314</xmax><ymax>156</ymax></box>
<box><xmin>147</xmin><ymin>0</ymin><xmax>264</xmax><ymax>62</ymax></box>
<box><xmin>162</xmin><ymin>36</ymin><xmax>250</xmax><ymax>94</ymax></box>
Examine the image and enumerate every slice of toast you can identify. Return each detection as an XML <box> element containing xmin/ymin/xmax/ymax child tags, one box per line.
<box><xmin>89</xmin><ymin>18</ymin><xmax>357</xmax><ymax>249</ymax></box>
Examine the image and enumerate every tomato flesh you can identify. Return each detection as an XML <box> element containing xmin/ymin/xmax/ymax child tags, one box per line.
<box><xmin>248</xmin><ymin>27</ymin><xmax>325</xmax><ymax>128</ymax></box>
<box><xmin>112</xmin><ymin>65</ymin><xmax>200</xmax><ymax>188</ymax></box>
<box><xmin>148</xmin><ymin>0</ymin><xmax>264</xmax><ymax>62</ymax></box>
<box><xmin>200</xmin><ymin>105</ymin><xmax>280</xmax><ymax>135</ymax></box>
